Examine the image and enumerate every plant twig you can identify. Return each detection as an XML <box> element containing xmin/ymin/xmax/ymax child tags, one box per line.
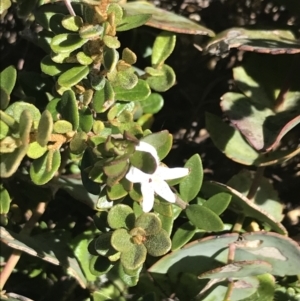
<box><xmin>223</xmin><ymin>280</ymin><xmax>234</xmax><ymax>301</ymax></box>
<box><xmin>63</xmin><ymin>0</ymin><xmax>76</xmax><ymax>16</ymax></box>
<box><xmin>0</xmin><ymin>201</ymin><xmax>48</xmax><ymax>291</ymax></box>
<box><xmin>232</xmin><ymin>166</ymin><xmax>265</xmax><ymax>233</ymax></box>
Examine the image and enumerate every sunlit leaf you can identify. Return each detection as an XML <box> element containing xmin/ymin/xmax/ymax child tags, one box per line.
<box><xmin>0</xmin><ymin>185</ymin><xmax>11</xmax><ymax>214</ymax></box>
<box><xmin>51</xmin><ymin>33</ymin><xmax>87</xmax><ymax>53</ymax></box>
<box><xmin>179</xmin><ymin>154</ymin><xmax>203</xmax><ymax>202</ymax></box>
<box><xmin>146</xmin><ymin>64</ymin><xmax>176</xmax><ymax>92</ymax></box>
<box><xmin>122</xmin><ymin>1</ymin><xmax>215</xmax><ymax>36</ymax></box>
<box><xmin>30</xmin><ymin>150</ymin><xmax>61</xmax><ymax>185</ymax></box>
<box><xmin>58</xmin><ymin>65</ymin><xmax>89</xmax><ymax>88</ymax></box>
<box><xmin>152</xmin><ymin>31</ymin><xmax>176</xmax><ymax>66</ymax></box>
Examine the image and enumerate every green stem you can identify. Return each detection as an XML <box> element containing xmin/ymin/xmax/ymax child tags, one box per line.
<box><xmin>232</xmin><ymin>166</ymin><xmax>265</xmax><ymax>233</ymax></box>
<box><xmin>223</xmin><ymin>281</ymin><xmax>234</xmax><ymax>301</ymax></box>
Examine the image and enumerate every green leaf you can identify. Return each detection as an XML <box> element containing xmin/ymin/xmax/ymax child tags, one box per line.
<box><xmin>227</xmin><ymin>170</ymin><xmax>283</xmax><ymax>222</ymax></box>
<box><xmin>120</xmin><ymin>243</ymin><xmax>147</xmax><ymax>270</ymax></box>
<box><xmin>72</xmin><ymin>231</ymin><xmax>97</xmax><ymax>282</ymax></box>
<box><xmin>107</xmin><ymin>204</ymin><xmax>135</xmax><ymax>230</ymax></box>
<box><xmin>179</xmin><ymin>154</ymin><xmax>203</xmax><ymax>202</ymax></box>
<box><xmin>146</xmin><ymin>64</ymin><xmax>176</xmax><ymax>92</ymax></box>
<box><xmin>111</xmin><ymin>228</ymin><xmax>134</xmax><ymax>252</ymax></box>
<box><xmin>0</xmin><ymin>145</ymin><xmax>28</xmax><ymax>177</ymax></box>
<box><xmin>0</xmin><ymin>120</ymin><xmax>9</xmax><ymax>139</ymax></box>
<box><xmin>93</xmin><ymin>211</ymin><xmax>108</xmax><ymax>232</ymax></box>
<box><xmin>37</xmin><ymin>110</ymin><xmax>53</xmax><ymax>147</ymax></box>
<box><xmin>78</xmin><ymin>106</ymin><xmax>93</xmax><ymax>132</ymax></box>
<box><xmin>153</xmin><ymin>201</ymin><xmax>174</xmax><ymax>235</ymax></box>
<box><xmin>140</xmin><ymin>93</ymin><xmax>164</xmax><ymax>114</ymax></box>
<box><xmin>221</xmin><ymin>54</ymin><xmax>300</xmax><ymax>152</ymax></box>
<box><xmin>117</xmin><ymin>13</ymin><xmax>151</xmax><ymax>32</ymax></box>
<box><xmin>114</xmin><ymin>79</ymin><xmax>150</xmax><ymax>101</ymax></box>
<box><xmin>76</xmin><ymin>52</ymin><xmax>93</xmax><ymax>65</ymax></box>
<box><xmin>141</xmin><ymin>130</ymin><xmax>172</xmax><ymax>160</ymax></box>
<box><xmin>94</xmin><ymin>232</ymin><xmax>118</xmax><ymax>257</ymax></box>
<box><xmin>0</xmin><ymin>88</ymin><xmax>9</xmax><ymax>112</ymax></box>
<box><xmin>0</xmin><ymin>0</ymin><xmax>11</xmax><ymax>14</ymax></box>
<box><xmin>0</xmin><ymin>227</ymin><xmax>87</xmax><ymax>288</ymax></box>
<box><xmin>30</xmin><ymin>150</ymin><xmax>61</xmax><ymax>185</ymax></box>
<box><xmin>49</xmin><ymin>13</ymin><xmax>67</xmax><ymax>34</ymax></box>
<box><xmin>144</xmin><ymin>229</ymin><xmax>171</xmax><ymax>257</ymax></box>
<box><xmin>0</xmin><ymin>185</ymin><xmax>11</xmax><ymax>214</ymax></box>
<box><xmin>130</xmin><ymin>149</ymin><xmax>157</xmax><ymax>174</ymax></box>
<box><xmin>198</xmin><ymin>260</ymin><xmax>272</xmax><ymax>279</ymax></box>
<box><xmin>70</xmin><ymin>132</ymin><xmax>87</xmax><ymax>154</ymax></box>
<box><xmin>81</xmin><ymin>148</ymin><xmax>101</xmax><ymax>195</ymax></box>
<box><xmin>253</xmin><ymin>274</ymin><xmax>276</xmax><ymax>301</ymax></box>
<box><xmin>79</xmin><ymin>24</ymin><xmax>104</xmax><ymax>39</ymax></box>
<box><xmin>103</xmin><ymin>35</ymin><xmax>121</xmax><ymax>49</ymax></box>
<box><xmin>135</xmin><ymin>213</ymin><xmax>162</xmax><ymax>235</ymax></box>
<box><xmin>171</xmin><ymin>221</ymin><xmax>196</xmax><ymax>251</ymax></box>
<box><xmin>51</xmin><ymin>33</ymin><xmax>87</xmax><ymax>53</ymax></box>
<box><xmin>19</xmin><ymin>110</ymin><xmax>33</xmax><ymax>146</ymax></box>
<box><xmin>93</xmin><ymin>79</ymin><xmax>115</xmax><ymax>113</ymax></box>
<box><xmin>57</xmin><ymin>176</ymin><xmax>99</xmax><ymax>209</ymax></box>
<box><xmin>107</xmin><ymin>3</ymin><xmax>124</xmax><ymax>24</ymax></box>
<box><xmin>58</xmin><ymin>65</ymin><xmax>89</xmax><ymax>88</ymax></box>
<box><xmin>186</xmin><ymin>204</ymin><xmax>224</xmax><ymax>231</ymax></box>
<box><xmin>103</xmin><ymin>46</ymin><xmax>119</xmax><ymax>72</ymax></box>
<box><xmin>122</xmin><ymin>47</ymin><xmax>137</xmax><ymax>64</ymax></box>
<box><xmin>60</xmin><ymin>90</ymin><xmax>79</xmax><ymax>130</ymax></box>
<box><xmin>203</xmin><ymin>193</ymin><xmax>232</xmax><ymax>216</ymax></box>
<box><xmin>53</xmin><ymin>120</ymin><xmax>73</xmax><ymax>133</ymax></box>
<box><xmin>103</xmin><ymin>159</ymin><xmax>129</xmax><ymax>185</ymax></box>
<box><xmin>89</xmin><ymin>255</ymin><xmax>113</xmax><ymax>276</ymax></box>
<box><xmin>201</xmin><ymin>181</ymin><xmax>287</xmax><ymax>235</ymax></box>
<box><xmin>199</xmin><ymin>276</ymin><xmax>260</xmax><ymax>301</ymax></box>
<box><xmin>116</xmin><ymin>261</ymin><xmax>142</xmax><ymax>287</ymax></box>
<box><xmin>235</xmin><ymin>232</ymin><xmax>300</xmax><ymax>276</ymax></box>
<box><xmin>148</xmin><ymin>233</ymin><xmax>240</xmax><ymax>279</ymax></box>
<box><xmin>27</xmin><ymin>142</ymin><xmax>47</xmax><ymax>159</ymax></box>
<box><xmin>106</xmin><ymin>180</ymin><xmax>129</xmax><ymax>200</ymax></box>
<box><xmin>206</xmin><ymin>112</ymin><xmax>260</xmax><ymax>166</ymax></box>
<box><xmin>152</xmin><ymin>31</ymin><xmax>176</xmax><ymax>66</ymax></box>
<box><xmin>114</xmin><ymin>68</ymin><xmax>138</xmax><ymax>90</ymax></box>
<box><xmin>204</xmin><ymin>28</ymin><xmax>300</xmax><ymax>55</ymax></box>
<box><xmin>40</xmin><ymin>55</ymin><xmax>78</xmax><ymax>76</ymax></box>
<box><xmin>0</xmin><ymin>65</ymin><xmax>16</xmax><ymax>109</ymax></box>
<box><xmin>5</xmin><ymin>101</ymin><xmax>41</xmax><ymax>129</ymax></box>
<box><xmin>122</xmin><ymin>1</ymin><xmax>215</xmax><ymax>36</ymax></box>
<box><xmin>61</xmin><ymin>15</ymin><xmax>83</xmax><ymax>32</ymax></box>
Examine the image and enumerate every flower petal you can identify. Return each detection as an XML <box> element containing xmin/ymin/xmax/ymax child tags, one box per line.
<box><xmin>141</xmin><ymin>182</ymin><xmax>155</xmax><ymax>212</ymax></box>
<box><xmin>156</xmin><ymin>166</ymin><xmax>189</xmax><ymax>180</ymax></box>
<box><xmin>126</xmin><ymin>166</ymin><xmax>149</xmax><ymax>183</ymax></box>
<box><xmin>152</xmin><ymin>178</ymin><xmax>176</xmax><ymax>203</ymax></box>
<box><xmin>136</xmin><ymin>141</ymin><xmax>159</xmax><ymax>164</ymax></box>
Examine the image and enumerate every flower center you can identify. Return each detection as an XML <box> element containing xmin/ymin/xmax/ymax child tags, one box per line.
<box><xmin>130</xmin><ymin>227</ymin><xmax>147</xmax><ymax>245</ymax></box>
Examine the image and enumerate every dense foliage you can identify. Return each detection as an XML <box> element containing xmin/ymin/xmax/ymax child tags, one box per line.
<box><xmin>0</xmin><ymin>1</ymin><xmax>300</xmax><ymax>300</ymax></box>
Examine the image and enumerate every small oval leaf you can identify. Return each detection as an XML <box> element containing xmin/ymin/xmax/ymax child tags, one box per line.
<box><xmin>51</xmin><ymin>33</ymin><xmax>87</xmax><ymax>53</ymax></box>
<box><xmin>146</xmin><ymin>64</ymin><xmax>176</xmax><ymax>92</ymax></box>
<box><xmin>30</xmin><ymin>150</ymin><xmax>61</xmax><ymax>185</ymax></box>
<box><xmin>179</xmin><ymin>154</ymin><xmax>203</xmax><ymax>202</ymax></box>
<box><xmin>37</xmin><ymin>110</ymin><xmax>53</xmax><ymax>147</ymax></box>
<box><xmin>58</xmin><ymin>65</ymin><xmax>89</xmax><ymax>88</ymax></box>
<box><xmin>186</xmin><ymin>204</ymin><xmax>224</xmax><ymax>231</ymax></box>
<box><xmin>152</xmin><ymin>31</ymin><xmax>176</xmax><ymax>66</ymax></box>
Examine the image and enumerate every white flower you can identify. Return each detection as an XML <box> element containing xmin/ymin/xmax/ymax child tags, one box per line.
<box><xmin>126</xmin><ymin>141</ymin><xmax>189</xmax><ymax>212</ymax></box>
